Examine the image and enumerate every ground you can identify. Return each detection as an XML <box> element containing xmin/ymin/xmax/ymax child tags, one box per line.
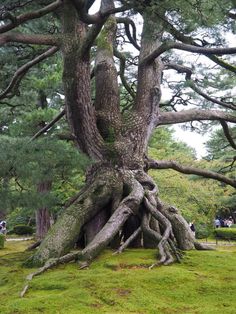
<box><xmin>0</xmin><ymin>240</ymin><xmax>236</xmax><ymax>314</ymax></box>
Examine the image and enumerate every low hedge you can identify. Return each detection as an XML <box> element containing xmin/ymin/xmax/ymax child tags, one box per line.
<box><xmin>214</xmin><ymin>228</ymin><xmax>236</xmax><ymax>240</ymax></box>
<box><xmin>0</xmin><ymin>233</ymin><xmax>5</xmax><ymax>249</ymax></box>
<box><xmin>12</xmin><ymin>225</ymin><xmax>34</xmax><ymax>235</ymax></box>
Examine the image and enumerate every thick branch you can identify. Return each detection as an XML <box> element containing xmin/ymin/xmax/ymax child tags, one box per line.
<box><xmin>147</xmin><ymin>159</ymin><xmax>236</xmax><ymax>188</ymax></box>
<box><xmin>0</xmin><ymin>46</ymin><xmax>59</xmax><ymax>100</ymax></box>
<box><xmin>0</xmin><ymin>0</ymin><xmax>63</xmax><ymax>34</ymax></box>
<box><xmin>158</xmin><ymin>109</ymin><xmax>236</xmax><ymax>126</ymax></box>
<box><xmin>0</xmin><ymin>32</ymin><xmax>60</xmax><ymax>46</ymax></box>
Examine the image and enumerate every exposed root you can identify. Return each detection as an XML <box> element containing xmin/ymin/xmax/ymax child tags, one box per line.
<box><xmin>194</xmin><ymin>241</ymin><xmax>215</xmax><ymax>251</ymax></box>
<box><xmin>20</xmin><ymin>251</ymin><xmax>81</xmax><ymax>297</ymax></box>
<box><xmin>113</xmin><ymin>227</ymin><xmax>142</xmax><ymax>254</ymax></box>
<box><xmin>21</xmin><ymin>168</ymin><xmax>204</xmax><ymax>297</ymax></box>
<box><xmin>26</xmin><ymin>240</ymin><xmax>41</xmax><ymax>251</ymax></box>
<box><xmin>78</xmin><ymin>175</ymin><xmax>144</xmax><ymax>262</ymax></box>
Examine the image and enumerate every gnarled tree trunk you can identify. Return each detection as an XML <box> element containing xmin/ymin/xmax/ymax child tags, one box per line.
<box><xmin>26</xmin><ymin>0</ymin><xmax>200</xmax><ymax>268</ymax></box>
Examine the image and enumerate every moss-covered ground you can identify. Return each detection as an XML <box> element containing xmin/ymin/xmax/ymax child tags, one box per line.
<box><xmin>0</xmin><ymin>240</ymin><xmax>236</xmax><ymax>314</ymax></box>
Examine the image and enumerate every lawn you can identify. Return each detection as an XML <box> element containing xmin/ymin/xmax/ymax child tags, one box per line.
<box><xmin>0</xmin><ymin>240</ymin><xmax>236</xmax><ymax>314</ymax></box>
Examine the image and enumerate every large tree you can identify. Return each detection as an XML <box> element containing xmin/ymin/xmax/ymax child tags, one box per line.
<box><xmin>0</xmin><ymin>0</ymin><xmax>236</xmax><ymax>267</ymax></box>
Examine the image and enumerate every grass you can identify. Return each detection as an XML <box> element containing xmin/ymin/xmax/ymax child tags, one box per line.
<box><xmin>0</xmin><ymin>240</ymin><xmax>236</xmax><ymax>314</ymax></box>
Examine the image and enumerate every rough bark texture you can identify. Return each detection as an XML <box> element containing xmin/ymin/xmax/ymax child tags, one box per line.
<box><xmin>36</xmin><ymin>181</ymin><xmax>52</xmax><ymax>240</ymax></box>
<box><xmin>25</xmin><ymin>1</ymin><xmax>215</xmax><ymax>269</ymax></box>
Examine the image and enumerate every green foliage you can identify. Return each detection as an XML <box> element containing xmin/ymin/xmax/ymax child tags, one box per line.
<box><xmin>12</xmin><ymin>225</ymin><xmax>34</xmax><ymax>236</ymax></box>
<box><xmin>0</xmin><ymin>234</ymin><xmax>5</xmax><ymax>249</ymax></box>
<box><xmin>149</xmin><ymin>128</ymin><xmax>221</xmax><ymax>225</ymax></box>
<box><xmin>1</xmin><ymin>241</ymin><xmax>236</xmax><ymax>313</ymax></box>
<box><xmin>204</xmin><ymin>127</ymin><xmax>236</xmax><ymax>217</ymax></box>
<box><xmin>0</xmin><ymin>135</ymin><xmax>90</xmax><ymax>218</ymax></box>
<box><xmin>214</xmin><ymin>228</ymin><xmax>236</xmax><ymax>240</ymax></box>
<box><xmin>195</xmin><ymin>223</ymin><xmax>213</xmax><ymax>239</ymax></box>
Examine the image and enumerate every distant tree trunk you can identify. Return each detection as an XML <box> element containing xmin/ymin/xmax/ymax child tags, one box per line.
<box><xmin>36</xmin><ymin>181</ymin><xmax>52</xmax><ymax>240</ymax></box>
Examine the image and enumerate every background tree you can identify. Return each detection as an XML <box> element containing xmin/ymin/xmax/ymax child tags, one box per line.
<box><xmin>0</xmin><ymin>0</ymin><xmax>236</xmax><ymax>268</ymax></box>
<box><xmin>204</xmin><ymin>126</ymin><xmax>236</xmax><ymax>220</ymax></box>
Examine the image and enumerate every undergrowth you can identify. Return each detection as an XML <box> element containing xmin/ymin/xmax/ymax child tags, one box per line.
<box><xmin>0</xmin><ymin>240</ymin><xmax>236</xmax><ymax>314</ymax></box>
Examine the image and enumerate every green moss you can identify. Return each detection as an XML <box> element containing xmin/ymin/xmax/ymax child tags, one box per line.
<box><xmin>1</xmin><ymin>241</ymin><xmax>236</xmax><ymax>313</ymax></box>
<box><xmin>96</xmin><ymin>17</ymin><xmax>116</xmax><ymax>55</ymax></box>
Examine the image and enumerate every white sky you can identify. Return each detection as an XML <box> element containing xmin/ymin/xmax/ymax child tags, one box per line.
<box><xmin>173</xmin><ymin>126</ymin><xmax>209</xmax><ymax>158</ymax></box>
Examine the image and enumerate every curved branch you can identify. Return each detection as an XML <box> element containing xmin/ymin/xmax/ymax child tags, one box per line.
<box><xmin>0</xmin><ymin>0</ymin><xmax>63</xmax><ymax>34</ymax></box>
<box><xmin>0</xmin><ymin>32</ymin><xmax>60</xmax><ymax>46</ymax></box>
<box><xmin>114</xmin><ymin>47</ymin><xmax>136</xmax><ymax>99</ymax></box>
<box><xmin>116</xmin><ymin>17</ymin><xmax>140</xmax><ymax>51</ymax></box>
<box><xmin>147</xmin><ymin>159</ymin><xmax>236</xmax><ymax>188</ymax></box>
<box><xmin>0</xmin><ymin>46</ymin><xmax>59</xmax><ymax>100</ymax></box>
<box><xmin>142</xmin><ymin>42</ymin><xmax>236</xmax><ymax>65</ymax></box>
<box><xmin>156</xmin><ymin>14</ymin><xmax>236</xmax><ymax>73</ymax></box>
<box><xmin>158</xmin><ymin>109</ymin><xmax>236</xmax><ymax>126</ymax></box>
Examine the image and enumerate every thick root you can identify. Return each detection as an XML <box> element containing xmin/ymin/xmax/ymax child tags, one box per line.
<box><xmin>26</xmin><ymin>168</ymin><xmax>122</xmax><ymax>267</ymax></box>
<box><xmin>194</xmin><ymin>241</ymin><xmax>215</xmax><ymax>251</ymax></box>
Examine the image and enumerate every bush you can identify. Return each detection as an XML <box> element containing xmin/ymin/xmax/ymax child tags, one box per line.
<box><xmin>195</xmin><ymin>223</ymin><xmax>213</xmax><ymax>239</ymax></box>
<box><xmin>0</xmin><ymin>234</ymin><xmax>5</xmax><ymax>249</ymax></box>
<box><xmin>12</xmin><ymin>225</ymin><xmax>34</xmax><ymax>235</ymax></box>
<box><xmin>214</xmin><ymin>228</ymin><xmax>236</xmax><ymax>240</ymax></box>
<box><xmin>230</xmin><ymin>224</ymin><xmax>236</xmax><ymax>228</ymax></box>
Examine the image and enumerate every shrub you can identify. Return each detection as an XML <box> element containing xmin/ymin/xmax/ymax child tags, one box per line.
<box><xmin>0</xmin><ymin>234</ymin><xmax>5</xmax><ymax>249</ymax></box>
<box><xmin>230</xmin><ymin>224</ymin><xmax>236</xmax><ymax>228</ymax></box>
<box><xmin>12</xmin><ymin>225</ymin><xmax>34</xmax><ymax>235</ymax></box>
<box><xmin>195</xmin><ymin>223</ymin><xmax>213</xmax><ymax>239</ymax></box>
<box><xmin>214</xmin><ymin>228</ymin><xmax>236</xmax><ymax>240</ymax></box>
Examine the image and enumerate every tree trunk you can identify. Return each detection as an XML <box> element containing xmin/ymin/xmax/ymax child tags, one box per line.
<box><xmin>26</xmin><ymin>1</ymin><xmax>202</xmax><ymax>268</ymax></box>
<box><xmin>36</xmin><ymin>181</ymin><xmax>52</xmax><ymax>240</ymax></box>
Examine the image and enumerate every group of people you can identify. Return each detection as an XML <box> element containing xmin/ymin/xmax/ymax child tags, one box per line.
<box><xmin>0</xmin><ymin>220</ymin><xmax>7</xmax><ymax>234</ymax></box>
<box><xmin>214</xmin><ymin>217</ymin><xmax>234</xmax><ymax>228</ymax></box>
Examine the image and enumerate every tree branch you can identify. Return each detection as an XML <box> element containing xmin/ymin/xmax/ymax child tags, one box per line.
<box><xmin>207</xmin><ymin>55</ymin><xmax>236</xmax><ymax>73</ymax></box>
<box><xmin>147</xmin><ymin>159</ymin><xmax>236</xmax><ymax>188</ymax></box>
<box><xmin>0</xmin><ymin>46</ymin><xmax>59</xmax><ymax>100</ymax></box>
<box><xmin>158</xmin><ymin>109</ymin><xmax>236</xmax><ymax>126</ymax></box>
<box><xmin>0</xmin><ymin>32</ymin><xmax>60</xmax><ymax>46</ymax></box>
<box><xmin>69</xmin><ymin>0</ymin><xmax>131</xmax><ymax>24</ymax></box>
<box><xmin>29</xmin><ymin>109</ymin><xmax>66</xmax><ymax>142</ymax></box>
<box><xmin>116</xmin><ymin>17</ymin><xmax>140</xmax><ymax>51</ymax></box>
<box><xmin>142</xmin><ymin>42</ymin><xmax>236</xmax><ymax>65</ymax></box>
<box><xmin>220</xmin><ymin>120</ymin><xmax>236</xmax><ymax>150</ymax></box>
<box><xmin>114</xmin><ymin>47</ymin><xmax>136</xmax><ymax>99</ymax></box>
<box><xmin>0</xmin><ymin>0</ymin><xmax>63</xmax><ymax>34</ymax></box>
<box><xmin>165</xmin><ymin>63</ymin><xmax>236</xmax><ymax>110</ymax></box>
